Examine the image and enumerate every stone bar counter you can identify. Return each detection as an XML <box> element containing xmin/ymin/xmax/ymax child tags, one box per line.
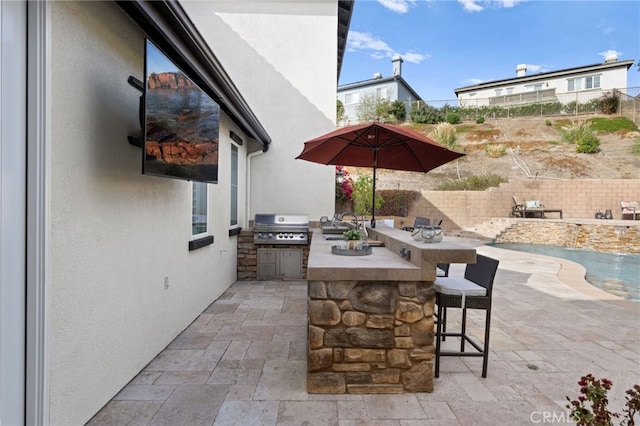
<box><xmin>306</xmin><ymin>224</ymin><xmax>476</xmax><ymax>394</ymax></box>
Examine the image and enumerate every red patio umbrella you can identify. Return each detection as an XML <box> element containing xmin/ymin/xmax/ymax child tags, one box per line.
<box><xmin>296</xmin><ymin>122</ymin><xmax>464</xmax><ymax>227</ymax></box>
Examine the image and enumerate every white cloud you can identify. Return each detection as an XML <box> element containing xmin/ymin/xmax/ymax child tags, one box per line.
<box><xmin>465</xmin><ymin>78</ymin><xmax>484</xmax><ymax>85</ymax></box>
<box><xmin>347</xmin><ymin>31</ymin><xmax>428</xmax><ymax>64</ymax></box>
<box><xmin>458</xmin><ymin>0</ymin><xmax>484</xmax><ymax>12</ymax></box>
<box><xmin>402</xmin><ymin>51</ymin><xmax>430</xmax><ymax>64</ymax></box>
<box><xmin>377</xmin><ymin>0</ymin><xmax>417</xmax><ymax>14</ymax></box>
<box><xmin>458</xmin><ymin>0</ymin><xmax>526</xmax><ymax>13</ymax></box>
<box><xmin>347</xmin><ymin>31</ymin><xmax>394</xmax><ymax>55</ymax></box>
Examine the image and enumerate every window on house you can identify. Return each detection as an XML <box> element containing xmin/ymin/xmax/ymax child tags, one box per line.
<box><xmin>376</xmin><ymin>86</ymin><xmax>388</xmax><ymax>99</ymax></box>
<box><xmin>345</xmin><ymin>92</ymin><xmax>360</xmax><ymax>104</ymax></box>
<box><xmin>525</xmin><ymin>84</ymin><xmax>542</xmax><ymax>92</ymax></box>
<box><xmin>192</xmin><ymin>182</ymin><xmax>207</xmax><ymax>236</ymax></box>
<box><xmin>568</xmin><ymin>78</ymin><xmax>583</xmax><ymax>92</ymax></box>
<box><xmin>230</xmin><ymin>144</ymin><xmax>238</xmax><ymax>227</ymax></box>
<box><xmin>585</xmin><ymin>75</ymin><xmax>600</xmax><ymax>89</ymax></box>
<box><xmin>495</xmin><ymin>89</ymin><xmax>502</xmax><ymax>96</ymax></box>
<box><xmin>506</xmin><ymin>87</ymin><xmax>514</xmax><ymax>95</ymax></box>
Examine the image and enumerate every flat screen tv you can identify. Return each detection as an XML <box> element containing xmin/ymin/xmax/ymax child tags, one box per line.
<box><xmin>143</xmin><ymin>39</ymin><xmax>219</xmax><ymax>183</ymax></box>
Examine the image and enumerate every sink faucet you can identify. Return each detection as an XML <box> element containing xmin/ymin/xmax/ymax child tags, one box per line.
<box><xmin>339</xmin><ymin>212</ymin><xmax>359</xmax><ymax>230</ymax></box>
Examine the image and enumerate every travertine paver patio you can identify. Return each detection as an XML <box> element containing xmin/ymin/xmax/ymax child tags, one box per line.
<box><xmin>88</xmin><ymin>242</ymin><xmax>640</xmax><ymax>425</ymax></box>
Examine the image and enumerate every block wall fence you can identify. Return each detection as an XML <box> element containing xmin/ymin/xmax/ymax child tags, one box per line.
<box><xmin>401</xmin><ymin>179</ymin><xmax>640</xmax><ymax>232</ymax></box>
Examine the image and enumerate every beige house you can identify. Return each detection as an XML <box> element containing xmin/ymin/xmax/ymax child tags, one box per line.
<box><xmin>455</xmin><ymin>55</ymin><xmax>635</xmax><ymax>108</ymax></box>
<box><xmin>0</xmin><ymin>1</ymin><xmax>352</xmax><ymax>424</ymax></box>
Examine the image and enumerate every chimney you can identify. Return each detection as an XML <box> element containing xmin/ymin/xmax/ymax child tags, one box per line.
<box><xmin>392</xmin><ymin>55</ymin><xmax>403</xmax><ymax>77</ymax></box>
<box><xmin>604</xmin><ymin>53</ymin><xmax>618</xmax><ymax>63</ymax></box>
<box><xmin>516</xmin><ymin>64</ymin><xmax>527</xmax><ymax>77</ymax></box>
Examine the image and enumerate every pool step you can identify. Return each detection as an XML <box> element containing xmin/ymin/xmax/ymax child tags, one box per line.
<box><xmin>449</xmin><ymin>218</ymin><xmax>517</xmax><ymax>241</ymax></box>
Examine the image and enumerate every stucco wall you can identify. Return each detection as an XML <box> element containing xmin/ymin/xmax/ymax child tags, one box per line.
<box><xmin>405</xmin><ymin>179</ymin><xmax>640</xmax><ymax>232</ymax></box>
<box><xmin>182</xmin><ymin>1</ymin><xmax>338</xmax><ymax>222</ymax></box>
<box><xmin>49</xmin><ymin>2</ymin><xmax>248</xmax><ymax>423</ymax></box>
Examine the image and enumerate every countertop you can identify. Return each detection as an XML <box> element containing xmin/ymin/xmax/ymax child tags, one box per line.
<box><xmin>307</xmin><ymin>224</ymin><xmax>476</xmax><ymax>281</ymax></box>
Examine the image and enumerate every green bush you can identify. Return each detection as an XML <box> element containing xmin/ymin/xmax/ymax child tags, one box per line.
<box><xmin>435</xmin><ymin>174</ymin><xmax>507</xmax><ymax>191</ymax></box>
<box><xmin>352</xmin><ymin>175</ymin><xmax>384</xmax><ymax>216</ymax></box>
<box><xmin>445</xmin><ymin>112</ymin><xmax>461</xmax><ymax>125</ymax></box>
<box><xmin>410</xmin><ymin>102</ymin><xmax>444</xmax><ymax>124</ymax></box>
<box><xmin>476</xmin><ymin>116</ymin><xmax>485</xmax><ymax>124</ymax></box>
<box><xmin>575</xmin><ymin>134</ymin><xmax>600</xmax><ymax>153</ymax></box>
<box><xmin>545</xmin><ymin>119</ymin><xmax>552</xmax><ymax>126</ymax></box>
<box><xmin>561</xmin><ymin>121</ymin><xmax>600</xmax><ymax>153</ymax></box>
<box><xmin>336</xmin><ymin>99</ymin><xmax>345</xmax><ymax>124</ymax></box>
<box><xmin>389</xmin><ymin>100</ymin><xmax>407</xmax><ymax>122</ymax></box>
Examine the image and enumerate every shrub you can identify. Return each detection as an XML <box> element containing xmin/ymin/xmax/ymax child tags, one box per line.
<box><xmin>377</xmin><ymin>190</ymin><xmax>420</xmax><ymax>216</ymax></box>
<box><xmin>389</xmin><ymin>100</ymin><xmax>407</xmax><ymax>122</ymax></box>
<box><xmin>575</xmin><ymin>134</ymin><xmax>601</xmax><ymax>153</ymax></box>
<box><xmin>435</xmin><ymin>174</ymin><xmax>507</xmax><ymax>191</ymax></box>
<box><xmin>352</xmin><ymin>175</ymin><xmax>384</xmax><ymax>216</ymax></box>
<box><xmin>599</xmin><ymin>90</ymin><xmax>619</xmax><ymax>115</ymax></box>
<box><xmin>336</xmin><ymin>99</ymin><xmax>345</xmax><ymax>124</ymax></box>
<box><xmin>561</xmin><ymin>121</ymin><xmax>600</xmax><ymax>154</ymax></box>
<box><xmin>484</xmin><ymin>143</ymin><xmax>506</xmax><ymax>158</ymax></box>
<box><xmin>476</xmin><ymin>116</ymin><xmax>485</xmax><ymax>124</ymax></box>
<box><xmin>410</xmin><ymin>102</ymin><xmax>444</xmax><ymax>124</ymax></box>
<box><xmin>429</xmin><ymin>122</ymin><xmax>458</xmax><ymax>149</ymax></box>
<box><xmin>566</xmin><ymin>374</ymin><xmax>640</xmax><ymax>426</ymax></box>
<box><xmin>446</xmin><ymin>112</ymin><xmax>461</xmax><ymax>125</ymax></box>
<box><xmin>545</xmin><ymin>119</ymin><xmax>552</xmax><ymax>126</ymax></box>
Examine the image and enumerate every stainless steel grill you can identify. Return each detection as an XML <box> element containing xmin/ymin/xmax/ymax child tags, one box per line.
<box><xmin>253</xmin><ymin>214</ymin><xmax>309</xmax><ymax>245</ymax></box>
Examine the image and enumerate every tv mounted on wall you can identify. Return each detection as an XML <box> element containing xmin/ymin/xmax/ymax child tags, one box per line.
<box><xmin>141</xmin><ymin>39</ymin><xmax>220</xmax><ymax>183</ymax></box>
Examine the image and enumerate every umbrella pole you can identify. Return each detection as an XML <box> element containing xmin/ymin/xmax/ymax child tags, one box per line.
<box><xmin>371</xmin><ymin>150</ymin><xmax>377</xmax><ymax>228</ymax></box>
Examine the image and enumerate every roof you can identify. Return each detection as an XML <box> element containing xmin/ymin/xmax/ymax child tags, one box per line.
<box><xmin>338</xmin><ymin>75</ymin><xmax>424</xmax><ymax>102</ymax></box>
<box><xmin>454</xmin><ymin>59</ymin><xmax>635</xmax><ymax>95</ymax></box>
<box><xmin>337</xmin><ymin>1</ymin><xmax>355</xmax><ymax>81</ymax></box>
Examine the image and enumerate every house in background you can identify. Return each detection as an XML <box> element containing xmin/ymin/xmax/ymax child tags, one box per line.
<box><xmin>455</xmin><ymin>54</ymin><xmax>635</xmax><ymax>108</ymax></box>
<box><xmin>0</xmin><ymin>1</ymin><xmax>352</xmax><ymax>424</ymax></box>
<box><xmin>337</xmin><ymin>55</ymin><xmax>424</xmax><ymax>124</ymax></box>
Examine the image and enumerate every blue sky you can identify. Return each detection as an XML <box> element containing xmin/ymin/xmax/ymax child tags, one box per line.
<box><xmin>339</xmin><ymin>0</ymin><xmax>640</xmax><ymax>102</ymax></box>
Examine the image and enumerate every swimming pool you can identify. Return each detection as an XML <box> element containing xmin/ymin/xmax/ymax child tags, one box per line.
<box><xmin>490</xmin><ymin>243</ymin><xmax>640</xmax><ymax>302</ymax></box>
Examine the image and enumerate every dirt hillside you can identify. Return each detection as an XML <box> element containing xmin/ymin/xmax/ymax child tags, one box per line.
<box><xmin>362</xmin><ymin>115</ymin><xmax>640</xmax><ymax>191</ymax></box>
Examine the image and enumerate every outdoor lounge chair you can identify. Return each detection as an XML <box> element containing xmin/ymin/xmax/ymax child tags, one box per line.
<box><xmin>621</xmin><ymin>201</ymin><xmax>639</xmax><ymax>220</ymax></box>
<box><xmin>510</xmin><ymin>196</ymin><xmax>563</xmax><ymax>219</ymax></box>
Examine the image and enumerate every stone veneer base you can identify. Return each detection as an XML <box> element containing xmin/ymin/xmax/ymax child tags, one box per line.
<box><xmin>307</xmin><ymin>280</ymin><xmax>435</xmax><ymax>394</ymax></box>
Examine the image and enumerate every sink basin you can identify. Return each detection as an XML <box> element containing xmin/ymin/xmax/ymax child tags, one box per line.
<box><xmin>321</xmin><ymin>225</ymin><xmax>353</xmax><ymax>234</ymax></box>
<box><xmin>322</xmin><ymin>235</ymin><xmax>345</xmax><ymax>241</ymax></box>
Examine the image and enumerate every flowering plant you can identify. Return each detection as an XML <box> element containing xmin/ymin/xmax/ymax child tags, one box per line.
<box><xmin>335</xmin><ymin>166</ymin><xmax>354</xmax><ymax>202</ymax></box>
<box><xmin>566</xmin><ymin>374</ymin><xmax>640</xmax><ymax>426</ymax></box>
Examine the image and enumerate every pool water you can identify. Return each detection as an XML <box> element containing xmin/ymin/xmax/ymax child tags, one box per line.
<box><xmin>490</xmin><ymin>243</ymin><xmax>640</xmax><ymax>302</ymax></box>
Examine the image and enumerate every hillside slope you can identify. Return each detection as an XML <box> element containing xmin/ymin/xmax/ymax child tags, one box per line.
<box><xmin>367</xmin><ymin>115</ymin><xmax>640</xmax><ymax>191</ymax></box>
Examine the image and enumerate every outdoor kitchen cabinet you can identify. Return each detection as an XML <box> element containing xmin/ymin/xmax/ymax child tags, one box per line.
<box><xmin>257</xmin><ymin>248</ymin><xmax>303</xmax><ymax>279</ymax></box>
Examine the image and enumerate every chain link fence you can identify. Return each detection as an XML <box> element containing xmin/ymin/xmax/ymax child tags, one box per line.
<box><xmin>417</xmin><ymin>86</ymin><xmax>640</xmax><ymax>125</ymax></box>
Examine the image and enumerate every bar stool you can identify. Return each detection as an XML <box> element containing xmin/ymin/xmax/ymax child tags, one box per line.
<box><xmin>434</xmin><ymin>254</ymin><xmax>499</xmax><ymax>378</ymax></box>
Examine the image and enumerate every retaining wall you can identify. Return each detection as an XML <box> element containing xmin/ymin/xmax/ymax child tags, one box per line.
<box><xmin>405</xmin><ymin>179</ymin><xmax>640</xmax><ymax>232</ymax></box>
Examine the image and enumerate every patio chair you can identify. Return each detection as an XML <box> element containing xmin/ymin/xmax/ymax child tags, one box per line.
<box><xmin>434</xmin><ymin>254</ymin><xmax>499</xmax><ymax>378</ymax></box>
<box><xmin>509</xmin><ymin>196</ymin><xmax>526</xmax><ymax>218</ymax></box>
<box><xmin>401</xmin><ymin>216</ymin><xmax>430</xmax><ymax>232</ymax></box>
<box><xmin>621</xmin><ymin>201</ymin><xmax>639</xmax><ymax>220</ymax></box>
